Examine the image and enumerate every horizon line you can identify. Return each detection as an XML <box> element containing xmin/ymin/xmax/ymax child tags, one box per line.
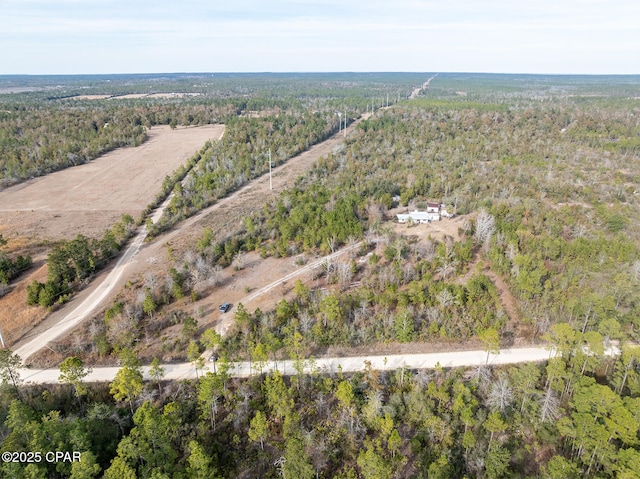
<box><xmin>2</xmin><ymin>71</ymin><xmax>640</xmax><ymax>77</ymax></box>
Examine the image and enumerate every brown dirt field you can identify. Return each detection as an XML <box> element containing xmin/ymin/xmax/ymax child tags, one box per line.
<box><xmin>146</xmin><ymin>93</ymin><xmax>201</xmax><ymax>99</ymax></box>
<box><xmin>111</xmin><ymin>94</ymin><xmax>150</xmax><ymax>99</ymax></box>
<box><xmin>0</xmin><ymin>263</ymin><xmax>49</xmax><ymax>345</ymax></box>
<box><xmin>0</xmin><ymin>124</ymin><xmax>224</xmax><ymax>241</ymax></box>
<box><xmin>71</xmin><ymin>95</ymin><xmax>112</xmax><ymax>100</ymax></box>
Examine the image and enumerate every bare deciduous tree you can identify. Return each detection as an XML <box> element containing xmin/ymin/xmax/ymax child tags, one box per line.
<box><xmin>299</xmin><ymin>311</ymin><xmax>314</xmax><ymax>333</ymax></box>
<box><xmin>486</xmin><ymin>374</ymin><xmax>513</xmax><ymax>413</ymax></box>
<box><xmin>474</xmin><ymin>209</ymin><xmax>495</xmax><ymax>247</ymax></box>
<box><xmin>232</xmin><ymin>251</ymin><xmax>246</xmax><ymax>271</ymax></box>
<box><xmin>572</xmin><ymin>224</ymin><xmax>587</xmax><ymax>239</ymax></box>
<box><xmin>539</xmin><ymin>388</ymin><xmax>561</xmax><ymax>423</ymax></box>
<box><xmin>436</xmin><ymin>288</ymin><xmax>457</xmax><ymax>309</ymax></box>
<box><xmin>426</xmin><ymin>306</ymin><xmax>442</xmax><ymax>325</ymax></box>
<box><xmin>437</xmin><ymin>260</ymin><xmax>458</xmax><ymax>281</ymax></box>
<box><xmin>143</xmin><ymin>272</ymin><xmax>158</xmax><ymax>290</ymax></box>
<box><xmin>337</xmin><ymin>261</ymin><xmax>353</xmax><ymax>288</ymax></box>
<box><xmin>631</xmin><ymin>260</ymin><xmax>640</xmax><ymax>282</ymax></box>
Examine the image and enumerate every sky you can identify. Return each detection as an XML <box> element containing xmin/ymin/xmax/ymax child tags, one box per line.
<box><xmin>0</xmin><ymin>0</ymin><xmax>638</xmax><ymax>75</ymax></box>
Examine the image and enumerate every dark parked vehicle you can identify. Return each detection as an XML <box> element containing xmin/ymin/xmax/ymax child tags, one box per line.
<box><xmin>219</xmin><ymin>303</ymin><xmax>231</xmax><ymax>313</ymax></box>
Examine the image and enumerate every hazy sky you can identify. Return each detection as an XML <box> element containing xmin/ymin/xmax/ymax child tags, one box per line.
<box><xmin>1</xmin><ymin>0</ymin><xmax>638</xmax><ymax>74</ymax></box>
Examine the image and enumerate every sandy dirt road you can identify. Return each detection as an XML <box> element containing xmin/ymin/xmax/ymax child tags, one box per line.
<box><xmin>213</xmin><ymin>241</ymin><xmax>364</xmax><ymax>335</ymax></box>
<box><xmin>13</xmin><ymin>182</ymin><xmax>195</xmax><ymax>360</ymax></box>
<box><xmin>409</xmin><ymin>74</ymin><xmax>438</xmax><ymax>99</ymax></box>
<box><xmin>19</xmin><ymin>347</ymin><xmax>553</xmax><ymax>383</ymax></box>
<box><xmin>13</xmin><ymin>224</ymin><xmax>149</xmax><ymax>360</ymax></box>
<box><xmin>19</xmin><ymin>344</ymin><xmax>623</xmax><ymax>384</ymax></box>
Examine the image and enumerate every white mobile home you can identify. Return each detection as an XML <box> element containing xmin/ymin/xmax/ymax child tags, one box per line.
<box><xmin>397</xmin><ymin>210</ymin><xmax>441</xmax><ymax>224</ymax></box>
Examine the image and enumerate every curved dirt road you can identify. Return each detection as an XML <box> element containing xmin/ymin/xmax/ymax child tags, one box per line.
<box><xmin>14</xmin><ymin>221</ymin><xmax>151</xmax><ymax>360</ymax></box>
<box><xmin>214</xmin><ymin>241</ymin><xmax>364</xmax><ymax>335</ymax></box>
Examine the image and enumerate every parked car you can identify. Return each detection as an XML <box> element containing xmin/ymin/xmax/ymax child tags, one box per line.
<box><xmin>219</xmin><ymin>302</ymin><xmax>231</xmax><ymax>313</ymax></box>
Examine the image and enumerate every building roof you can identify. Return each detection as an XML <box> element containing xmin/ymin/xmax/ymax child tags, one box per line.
<box><xmin>397</xmin><ymin>210</ymin><xmax>440</xmax><ymax>222</ymax></box>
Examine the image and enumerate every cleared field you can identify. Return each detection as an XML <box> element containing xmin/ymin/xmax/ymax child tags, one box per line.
<box><xmin>0</xmin><ymin>124</ymin><xmax>224</xmax><ymax>241</ymax></box>
<box><xmin>71</xmin><ymin>94</ymin><xmax>112</xmax><ymax>100</ymax></box>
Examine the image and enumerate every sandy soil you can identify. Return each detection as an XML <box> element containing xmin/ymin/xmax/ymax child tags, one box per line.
<box><xmin>71</xmin><ymin>95</ymin><xmax>113</xmax><ymax>100</ymax></box>
<box><xmin>14</xmin><ymin>111</ymin><xmax>528</xmax><ymax>369</ymax></box>
<box><xmin>0</xmin><ymin>124</ymin><xmax>224</xmax><ymax>241</ymax></box>
<box><xmin>20</xmin><ymin>345</ymin><xmax>563</xmax><ymax>384</ymax></box>
<box><xmin>386</xmin><ymin>214</ymin><xmax>464</xmax><ymax>244</ymax></box>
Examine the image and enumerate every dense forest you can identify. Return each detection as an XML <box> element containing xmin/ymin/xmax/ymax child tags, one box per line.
<box><xmin>2</xmin><ymin>73</ymin><xmax>640</xmax><ymax>477</ymax></box>
<box><xmin>1</xmin><ymin>341</ymin><xmax>639</xmax><ymax>478</ymax></box>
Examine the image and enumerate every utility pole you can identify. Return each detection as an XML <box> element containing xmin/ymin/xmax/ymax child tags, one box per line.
<box><xmin>269</xmin><ymin>148</ymin><xmax>272</xmax><ymax>190</ymax></box>
<box><xmin>0</xmin><ymin>324</ymin><xmax>5</xmax><ymax>349</ymax></box>
<box><xmin>344</xmin><ymin>108</ymin><xmax>346</xmax><ymax>137</ymax></box>
<box><xmin>337</xmin><ymin>111</ymin><xmax>342</xmax><ymax>134</ymax></box>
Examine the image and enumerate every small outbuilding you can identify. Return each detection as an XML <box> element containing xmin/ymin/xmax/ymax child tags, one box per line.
<box><xmin>426</xmin><ymin>202</ymin><xmax>441</xmax><ymax>213</ymax></box>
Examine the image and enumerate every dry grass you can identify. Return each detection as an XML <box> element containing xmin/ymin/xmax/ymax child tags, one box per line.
<box><xmin>0</xmin><ymin>263</ymin><xmax>49</xmax><ymax>345</ymax></box>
